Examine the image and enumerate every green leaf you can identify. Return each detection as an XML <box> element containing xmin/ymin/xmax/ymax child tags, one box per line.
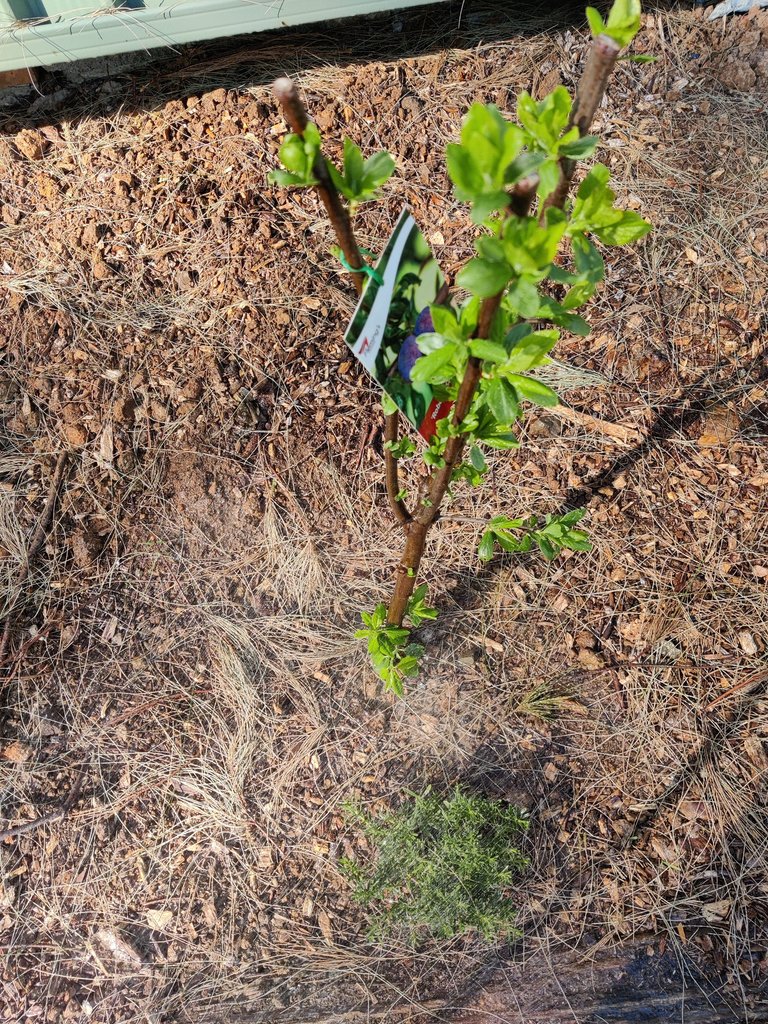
<box><xmin>508</xmin><ymin>375</ymin><xmax>559</xmax><ymax>407</ymax></box>
<box><xmin>406</xmin><ymin>584</ymin><xmax>439</xmax><ymax>627</ymax></box>
<box><xmin>475</xmin><ymin>236</ymin><xmax>507</xmax><ymax>263</ymax></box>
<box><xmin>279</xmin><ymin>134</ymin><xmax>311</xmax><ymax>173</ymax></box>
<box><xmin>469</xmin><ymin>444</ymin><xmax>487</xmax><ymax>473</ymax></box>
<box><xmin>343</xmin><ymin>138</ymin><xmax>365</xmax><ymax>194</ymax></box>
<box><xmin>485</xmin><ymin>378</ymin><xmax>520</xmax><ymax>423</ymax></box>
<box><xmin>272</xmin><ymin>123</ymin><xmax>323</xmax><ymax>188</ymax></box>
<box><xmin>478</xmin><ymin>531</ymin><xmax>495</xmax><ymax>562</ymax></box>
<box><xmin>619</xmin><ymin>53</ymin><xmax>657</xmax><ymax>63</ymax></box>
<box><xmin>503</xmin><ymin>150</ymin><xmax>545</xmax><ymax>185</ymax></box>
<box><xmin>585</xmin><ymin>6</ymin><xmax>605</xmax><ymax>37</ymax></box>
<box><xmin>469</xmin><ymin>339</ymin><xmax>509</xmax><ymax>362</ymax></box>
<box><xmin>516</xmin><ymin>87</ymin><xmax>572</xmax><ymax>153</ymax></box>
<box><xmin>447</xmin><ymin>103</ymin><xmax>528</xmax><ymax>221</ymax></box>
<box><xmin>397</xmin><ymin>655</ymin><xmax>421</xmax><ymax>677</ymax></box>
<box><xmin>536</xmin><ymin>535</ymin><xmax>558</xmax><ymax>561</ymax></box>
<box><xmin>505</xmin><ymin>330</ymin><xmax>560</xmax><ymax>371</ymax></box>
<box><xmin>483</xmin><ymin>432</ymin><xmax>519</xmax><ymax>450</ymax></box>
<box><xmin>409</xmin><ymin>343</ymin><xmax>458</xmax><ymax>384</ymax></box>
<box><xmin>461</xmin><ymin>103</ymin><xmax>524</xmax><ymax>178</ymax></box>
<box><xmin>268</xmin><ymin>168</ymin><xmax>311</xmax><ymax>186</ymax></box>
<box><xmin>559</xmin><ymin>134</ymin><xmax>598</xmax><ymax>159</ymax></box>
<box><xmin>362</xmin><ymin>150</ymin><xmax>396</xmax><ymax>189</ymax></box>
<box><xmin>558</xmin><ymin>508</ymin><xmax>587</xmax><ymax>526</ymax></box>
<box><xmin>570</xmin><ymin>166</ymin><xmax>651</xmax><ymax>247</ymax></box>
<box><xmin>502</xmin><ymin>210</ymin><xmax>566</xmax><ymax>276</ymax></box>
<box><xmin>593</xmin><ymin>210</ymin><xmax>652</xmax><ymax>245</ymax></box>
<box><xmin>605</xmin><ymin>0</ymin><xmax>642</xmax><ymax>47</ymax></box>
<box><xmin>494</xmin><ymin>532</ymin><xmax>522</xmax><ymax>553</ymax></box>
<box><xmin>489</xmin><ymin>514</ymin><xmax>525</xmax><ymax>530</ymax></box>
<box><xmin>536</xmin><ymin>158</ymin><xmax>561</xmax><ymax>202</ymax></box>
<box><xmin>415</xmin><ymin>331</ymin><xmax>453</xmax><ymax>355</ymax></box>
<box><xmin>571</xmin><ymin>232</ymin><xmax>605</xmax><ymax>282</ymax></box>
<box><xmin>430</xmin><ymin>304</ymin><xmax>464</xmax><ymax>342</ymax></box>
<box><xmin>506</xmin><ymin>277</ymin><xmax>540</xmax><ymax>319</ymax></box>
<box><xmin>457</xmin><ymin>258</ymin><xmax>511</xmax><ymax>299</ymax></box>
<box><xmin>563</xmin><ymin>530</ymin><xmax>592</xmax><ymax>552</ymax></box>
<box><xmin>446</xmin><ymin>143</ymin><xmax>484</xmax><ymax>200</ymax></box>
<box><xmin>382</xmin><ymin>393</ymin><xmax>398</xmax><ymax>416</ymax></box>
<box><xmin>535</xmin><ymin>296</ymin><xmax>591</xmax><ymax>336</ymax></box>
<box><xmin>385</xmin><ymin>436</ymin><xmax>417</xmax><ymax>459</ymax></box>
<box><xmin>469</xmin><ymin>191</ymin><xmax>512</xmax><ymax>226</ymax></box>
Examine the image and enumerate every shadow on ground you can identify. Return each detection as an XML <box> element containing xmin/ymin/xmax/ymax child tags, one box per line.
<box><xmin>0</xmin><ymin>0</ymin><xmax>677</xmax><ymax>128</ymax></box>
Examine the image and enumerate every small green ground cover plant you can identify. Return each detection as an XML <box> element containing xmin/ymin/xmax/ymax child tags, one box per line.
<box><xmin>271</xmin><ymin>0</ymin><xmax>650</xmax><ymax>695</ymax></box>
<box><xmin>341</xmin><ymin>789</ymin><xmax>529</xmax><ymax>942</ymax></box>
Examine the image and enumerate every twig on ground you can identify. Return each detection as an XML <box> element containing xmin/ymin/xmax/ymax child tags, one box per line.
<box><xmin>702</xmin><ymin>668</ymin><xmax>768</xmax><ymax>712</ymax></box>
<box><xmin>550</xmin><ymin>404</ymin><xmax>643</xmax><ymax>444</ymax></box>
<box><xmin>0</xmin><ymin>452</ymin><xmax>70</xmax><ymax>672</ymax></box>
<box><xmin>0</xmin><ymin>764</ymin><xmax>86</xmax><ymax>843</ymax></box>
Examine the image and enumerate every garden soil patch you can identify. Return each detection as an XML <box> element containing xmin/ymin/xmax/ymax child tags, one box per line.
<box><xmin>1</xmin><ymin>2</ymin><xmax>768</xmax><ymax>1021</ymax></box>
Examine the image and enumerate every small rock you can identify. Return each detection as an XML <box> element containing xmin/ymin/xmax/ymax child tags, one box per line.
<box><xmin>716</xmin><ymin>61</ymin><xmax>757</xmax><ymax>92</ymax></box>
<box><xmin>71</xmin><ymin>528</ymin><xmax>103</xmax><ymax>569</ymax></box>
<box><xmin>577</xmin><ymin>648</ymin><xmax>605</xmax><ymax>670</ymax></box>
<box><xmin>147</xmin><ymin>399</ymin><xmax>168</xmax><ymax>422</ymax></box>
<box><xmin>175</xmin><ymin>269</ymin><xmax>197</xmax><ymax>290</ymax></box>
<box><xmin>701</xmin><ymin>899</ymin><xmax>731</xmax><ymax>924</ymax></box>
<box><xmin>113</xmin><ymin>396</ymin><xmax>136</xmax><ymax>426</ymax></box>
<box><xmin>1</xmin><ymin>739</ymin><xmax>32</xmax><ymax>763</ymax></box>
<box><xmin>116</xmin><ymin>450</ymin><xmax>136</xmax><ymax>473</ymax></box>
<box><xmin>62</xmin><ymin>422</ymin><xmax>88</xmax><ymax>447</ymax></box>
<box><xmin>92</xmin><ymin>259</ymin><xmax>113</xmax><ymax>281</ymax></box>
<box><xmin>738</xmin><ymin>630</ymin><xmax>758</xmax><ymax>655</ymax></box>
<box><xmin>177</xmin><ymin>401</ymin><xmax>198</xmax><ymax>419</ymax></box>
<box><xmin>14</xmin><ymin>129</ymin><xmax>48</xmax><ymax>161</ymax></box>
<box><xmin>94</xmin><ymin>928</ymin><xmax>144</xmax><ymax>965</ymax></box>
<box><xmin>80</xmin><ymin>222</ymin><xmax>104</xmax><ymax>249</ymax></box>
<box><xmin>180</xmin><ymin>379</ymin><xmax>203</xmax><ymax>401</ymax></box>
<box><xmin>145</xmin><ymin>908</ymin><xmax>174</xmax><ymax>931</ymax></box>
<box><xmin>61</xmin><ymin>402</ymin><xmax>82</xmax><ymax>423</ymax></box>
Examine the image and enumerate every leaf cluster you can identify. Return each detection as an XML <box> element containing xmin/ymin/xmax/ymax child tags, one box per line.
<box><xmin>341</xmin><ymin>788</ymin><xmax>529</xmax><ymax>943</ymax></box>
<box><xmin>355</xmin><ymin>585</ymin><xmax>438</xmax><ymax>696</ymax></box>
<box><xmin>478</xmin><ymin>509</ymin><xmax>592</xmax><ymax>562</ymax></box>
<box><xmin>586</xmin><ymin>0</ymin><xmax>641</xmax><ymax>47</ymax></box>
<box><xmin>269</xmin><ymin>124</ymin><xmax>394</xmax><ymax>206</ymax></box>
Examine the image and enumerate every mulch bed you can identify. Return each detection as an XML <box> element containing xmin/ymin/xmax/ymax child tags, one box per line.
<box><xmin>1</xmin><ymin>2</ymin><xmax>767</xmax><ymax>1020</ymax></box>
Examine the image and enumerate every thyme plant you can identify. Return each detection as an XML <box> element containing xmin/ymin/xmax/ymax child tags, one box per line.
<box><xmin>271</xmin><ymin>0</ymin><xmax>650</xmax><ymax>695</ymax></box>
<box><xmin>341</xmin><ymin>788</ymin><xmax>528</xmax><ymax>942</ymax></box>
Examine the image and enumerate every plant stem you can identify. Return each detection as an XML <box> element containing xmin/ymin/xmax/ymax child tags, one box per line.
<box><xmin>386</xmin><ymin>177</ymin><xmax>539</xmax><ymax>626</ymax></box>
<box><xmin>273</xmin><ymin>77</ymin><xmax>366</xmax><ymax>294</ymax></box>
<box><xmin>384</xmin><ymin>412</ymin><xmax>412</xmax><ymax>527</ymax></box>
<box><xmin>272</xmin><ymin>77</ymin><xmax>412</xmax><ymax>527</ymax></box>
<box><xmin>544</xmin><ymin>33</ymin><xmax>621</xmax><ymax>213</ymax></box>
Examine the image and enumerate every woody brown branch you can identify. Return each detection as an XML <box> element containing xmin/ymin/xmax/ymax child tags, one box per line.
<box><xmin>544</xmin><ymin>33</ymin><xmax>621</xmax><ymax>213</ymax></box>
<box><xmin>272</xmin><ymin>77</ymin><xmax>412</xmax><ymax>527</ymax></box>
<box><xmin>386</xmin><ymin>176</ymin><xmax>539</xmax><ymax>626</ymax></box>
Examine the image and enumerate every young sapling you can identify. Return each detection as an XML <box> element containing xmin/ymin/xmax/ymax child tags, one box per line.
<box><xmin>270</xmin><ymin>0</ymin><xmax>650</xmax><ymax>694</ymax></box>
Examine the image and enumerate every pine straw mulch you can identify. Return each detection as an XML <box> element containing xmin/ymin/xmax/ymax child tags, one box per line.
<box><xmin>1</xmin><ymin>2</ymin><xmax>768</xmax><ymax>1021</ymax></box>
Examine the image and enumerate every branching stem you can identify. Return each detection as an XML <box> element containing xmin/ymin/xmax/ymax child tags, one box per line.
<box><xmin>272</xmin><ymin>78</ymin><xmax>412</xmax><ymax>527</ymax></box>
<box><xmin>386</xmin><ymin>177</ymin><xmax>539</xmax><ymax>626</ymax></box>
<box><xmin>544</xmin><ymin>33</ymin><xmax>621</xmax><ymax>212</ymax></box>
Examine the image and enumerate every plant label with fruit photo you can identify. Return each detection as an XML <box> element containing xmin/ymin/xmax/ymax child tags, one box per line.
<box><xmin>344</xmin><ymin>210</ymin><xmax>453</xmax><ymax>439</ymax></box>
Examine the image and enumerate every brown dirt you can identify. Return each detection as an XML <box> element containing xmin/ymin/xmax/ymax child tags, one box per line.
<box><xmin>1</xmin><ymin>2</ymin><xmax>768</xmax><ymax>1021</ymax></box>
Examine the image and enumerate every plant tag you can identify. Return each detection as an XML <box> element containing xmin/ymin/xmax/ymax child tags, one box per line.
<box><xmin>344</xmin><ymin>209</ymin><xmax>453</xmax><ymax>439</ymax></box>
